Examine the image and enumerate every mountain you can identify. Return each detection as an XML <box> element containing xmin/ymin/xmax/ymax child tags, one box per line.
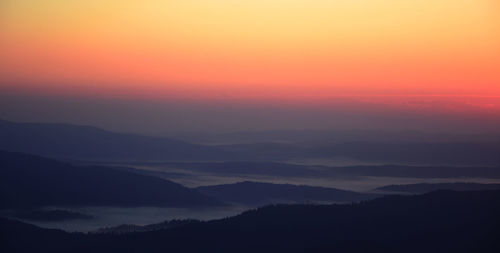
<box><xmin>1</xmin><ymin>190</ymin><xmax>500</xmax><ymax>252</ymax></box>
<box><xmin>12</xmin><ymin>209</ymin><xmax>93</xmax><ymax>222</ymax></box>
<box><xmin>0</xmin><ymin>218</ymin><xmax>80</xmax><ymax>253</ymax></box>
<box><xmin>195</xmin><ymin>181</ymin><xmax>377</xmax><ymax>205</ymax></box>
<box><xmin>0</xmin><ymin>119</ymin><xmax>233</xmax><ymax>161</ymax></box>
<box><xmin>308</xmin><ymin>141</ymin><xmax>500</xmax><ymax>165</ymax></box>
<box><xmin>219</xmin><ymin>141</ymin><xmax>500</xmax><ymax>165</ymax></box>
<box><xmin>376</xmin><ymin>182</ymin><xmax>500</xmax><ymax>194</ymax></box>
<box><xmin>91</xmin><ymin>219</ymin><xmax>200</xmax><ymax>234</ymax></box>
<box><xmin>162</xmin><ymin>161</ymin><xmax>321</xmax><ymax>177</ymax></box>
<box><xmin>2</xmin><ymin>119</ymin><xmax>500</xmax><ymax>165</ymax></box>
<box><xmin>173</xmin><ymin>129</ymin><xmax>500</xmax><ymax>145</ymax></box>
<box><xmin>139</xmin><ymin>161</ymin><xmax>500</xmax><ymax>179</ymax></box>
<box><xmin>325</xmin><ymin>164</ymin><xmax>500</xmax><ymax>178</ymax></box>
<box><xmin>3</xmin><ymin>119</ymin><xmax>500</xmax><ymax>165</ymax></box>
<box><xmin>0</xmin><ymin>150</ymin><xmax>221</xmax><ymax>209</ymax></box>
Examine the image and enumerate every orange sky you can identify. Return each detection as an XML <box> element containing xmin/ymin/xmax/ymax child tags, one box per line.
<box><xmin>1</xmin><ymin>0</ymin><xmax>499</xmax><ymax>105</ymax></box>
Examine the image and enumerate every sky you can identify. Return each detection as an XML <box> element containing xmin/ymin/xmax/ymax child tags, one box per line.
<box><xmin>0</xmin><ymin>0</ymin><xmax>499</xmax><ymax>134</ymax></box>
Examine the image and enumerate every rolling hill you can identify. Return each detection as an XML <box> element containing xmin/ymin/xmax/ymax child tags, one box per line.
<box><xmin>0</xmin><ymin>119</ymin><xmax>233</xmax><ymax>161</ymax></box>
<box><xmin>1</xmin><ymin>190</ymin><xmax>499</xmax><ymax>252</ymax></box>
<box><xmin>0</xmin><ymin>150</ymin><xmax>221</xmax><ymax>209</ymax></box>
<box><xmin>195</xmin><ymin>181</ymin><xmax>377</xmax><ymax>205</ymax></box>
<box><xmin>376</xmin><ymin>182</ymin><xmax>500</xmax><ymax>194</ymax></box>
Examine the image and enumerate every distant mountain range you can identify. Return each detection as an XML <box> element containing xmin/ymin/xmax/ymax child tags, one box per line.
<box><xmin>0</xmin><ymin>150</ymin><xmax>379</xmax><ymax>210</ymax></box>
<box><xmin>0</xmin><ymin>150</ymin><xmax>221</xmax><ymax>209</ymax></box>
<box><xmin>218</xmin><ymin>141</ymin><xmax>500</xmax><ymax>165</ymax></box>
<box><xmin>2</xmin><ymin>119</ymin><xmax>500</xmax><ymax>165</ymax></box>
<box><xmin>376</xmin><ymin>182</ymin><xmax>500</xmax><ymax>194</ymax></box>
<box><xmin>195</xmin><ymin>181</ymin><xmax>378</xmax><ymax>205</ymax></box>
<box><xmin>137</xmin><ymin>161</ymin><xmax>500</xmax><ymax>179</ymax></box>
<box><xmin>2</xmin><ymin>190</ymin><xmax>500</xmax><ymax>252</ymax></box>
<box><xmin>174</xmin><ymin>129</ymin><xmax>500</xmax><ymax>145</ymax></box>
<box><xmin>0</xmin><ymin>119</ymin><xmax>234</xmax><ymax>161</ymax></box>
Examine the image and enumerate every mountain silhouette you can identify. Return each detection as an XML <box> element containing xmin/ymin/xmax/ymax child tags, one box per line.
<box><xmin>0</xmin><ymin>119</ymin><xmax>234</xmax><ymax>161</ymax></box>
<box><xmin>1</xmin><ymin>190</ymin><xmax>499</xmax><ymax>252</ymax></box>
<box><xmin>376</xmin><ymin>182</ymin><xmax>500</xmax><ymax>194</ymax></box>
<box><xmin>142</xmin><ymin>161</ymin><xmax>500</xmax><ymax>179</ymax></box>
<box><xmin>195</xmin><ymin>181</ymin><xmax>377</xmax><ymax>205</ymax></box>
<box><xmin>2</xmin><ymin>119</ymin><xmax>500</xmax><ymax>165</ymax></box>
<box><xmin>0</xmin><ymin>150</ymin><xmax>221</xmax><ymax>209</ymax></box>
<box><xmin>219</xmin><ymin>141</ymin><xmax>500</xmax><ymax>165</ymax></box>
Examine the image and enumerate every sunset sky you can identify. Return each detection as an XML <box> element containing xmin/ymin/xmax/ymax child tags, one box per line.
<box><xmin>1</xmin><ymin>0</ymin><xmax>499</xmax><ymax>133</ymax></box>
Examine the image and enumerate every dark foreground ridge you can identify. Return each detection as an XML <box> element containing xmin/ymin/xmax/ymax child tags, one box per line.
<box><xmin>0</xmin><ymin>150</ymin><xmax>221</xmax><ymax>209</ymax></box>
<box><xmin>1</xmin><ymin>190</ymin><xmax>499</xmax><ymax>253</ymax></box>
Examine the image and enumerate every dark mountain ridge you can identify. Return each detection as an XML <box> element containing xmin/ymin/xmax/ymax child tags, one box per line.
<box><xmin>141</xmin><ymin>161</ymin><xmax>500</xmax><ymax>179</ymax></box>
<box><xmin>0</xmin><ymin>150</ymin><xmax>221</xmax><ymax>209</ymax></box>
<box><xmin>1</xmin><ymin>190</ymin><xmax>499</xmax><ymax>252</ymax></box>
<box><xmin>0</xmin><ymin>119</ymin><xmax>233</xmax><ymax>161</ymax></box>
<box><xmin>218</xmin><ymin>141</ymin><xmax>500</xmax><ymax>165</ymax></box>
<box><xmin>2</xmin><ymin>119</ymin><xmax>499</xmax><ymax>165</ymax></box>
<box><xmin>195</xmin><ymin>181</ymin><xmax>377</xmax><ymax>205</ymax></box>
<box><xmin>376</xmin><ymin>182</ymin><xmax>500</xmax><ymax>194</ymax></box>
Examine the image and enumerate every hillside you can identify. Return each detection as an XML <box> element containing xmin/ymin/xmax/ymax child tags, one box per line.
<box><xmin>376</xmin><ymin>182</ymin><xmax>500</xmax><ymax>194</ymax></box>
<box><xmin>0</xmin><ymin>150</ymin><xmax>221</xmax><ymax>209</ymax></box>
<box><xmin>0</xmin><ymin>119</ymin><xmax>232</xmax><ymax>161</ymax></box>
<box><xmin>195</xmin><ymin>181</ymin><xmax>377</xmax><ymax>205</ymax></box>
<box><xmin>1</xmin><ymin>190</ymin><xmax>499</xmax><ymax>252</ymax></box>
